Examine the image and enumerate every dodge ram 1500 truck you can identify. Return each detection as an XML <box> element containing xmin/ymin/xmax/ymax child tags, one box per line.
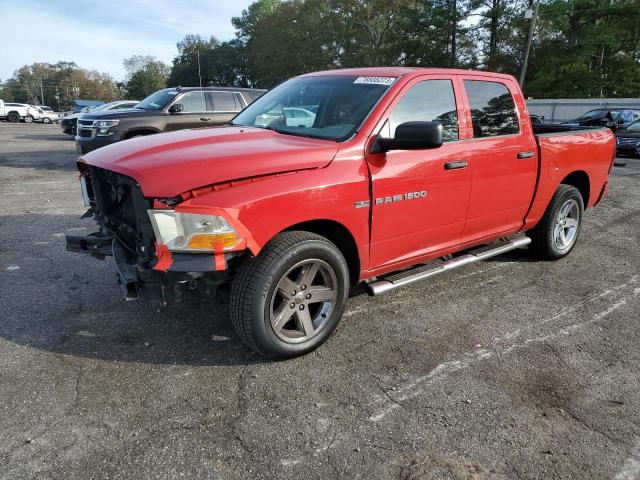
<box><xmin>66</xmin><ymin>67</ymin><xmax>615</xmax><ymax>359</ymax></box>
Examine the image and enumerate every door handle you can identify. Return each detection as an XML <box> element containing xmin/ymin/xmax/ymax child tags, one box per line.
<box><xmin>200</xmin><ymin>117</ymin><xmax>212</xmax><ymax>122</ymax></box>
<box><xmin>444</xmin><ymin>160</ymin><xmax>468</xmax><ymax>170</ymax></box>
<box><xmin>517</xmin><ymin>151</ymin><xmax>535</xmax><ymax>159</ymax></box>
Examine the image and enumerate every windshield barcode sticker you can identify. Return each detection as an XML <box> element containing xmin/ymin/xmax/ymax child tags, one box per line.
<box><xmin>354</xmin><ymin>77</ymin><xmax>396</xmax><ymax>86</ymax></box>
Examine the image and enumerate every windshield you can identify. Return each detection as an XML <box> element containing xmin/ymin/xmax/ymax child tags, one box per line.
<box><xmin>231</xmin><ymin>75</ymin><xmax>396</xmax><ymax>141</ymax></box>
<box><xmin>627</xmin><ymin>120</ymin><xmax>640</xmax><ymax>131</ymax></box>
<box><xmin>578</xmin><ymin>109</ymin><xmax>620</xmax><ymax>120</ymax></box>
<box><xmin>136</xmin><ymin>89</ymin><xmax>179</xmax><ymax>111</ymax></box>
<box><xmin>91</xmin><ymin>102</ymin><xmax>124</xmax><ymax>112</ymax></box>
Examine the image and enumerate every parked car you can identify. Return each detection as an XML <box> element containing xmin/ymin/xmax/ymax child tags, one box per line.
<box><xmin>61</xmin><ymin>100</ymin><xmax>139</xmax><ymax>136</ymax></box>
<box><xmin>34</xmin><ymin>105</ymin><xmax>60</xmax><ymax>123</ymax></box>
<box><xmin>615</xmin><ymin>119</ymin><xmax>640</xmax><ymax>157</ymax></box>
<box><xmin>563</xmin><ymin>108</ymin><xmax>640</xmax><ymax>131</ymax></box>
<box><xmin>0</xmin><ymin>101</ymin><xmax>41</xmax><ymax>122</ymax></box>
<box><xmin>256</xmin><ymin>107</ymin><xmax>317</xmax><ymax>128</ymax></box>
<box><xmin>66</xmin><ymin>67</ymin><xmax>614</xmax><ymax>359</ymax></box>
<box><xmin>75</xmin><ymin>87</ymin><xmax>266</xmax><ymax>153</ymax></box>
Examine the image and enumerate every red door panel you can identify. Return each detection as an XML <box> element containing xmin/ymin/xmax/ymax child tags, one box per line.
<box><xmin>458</xmin><ymin>77</ymin><xmax>538</xmax><ymax>242</ymax></box>
<box><xmin>366</xmin><ymin>76</ymin><xmax>471</xmax><ymax>270</ymax></box>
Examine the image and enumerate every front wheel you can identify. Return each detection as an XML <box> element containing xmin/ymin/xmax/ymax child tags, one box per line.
<box><xmin>528</xmin><ymin>184</ymin><xmax>584</xmax><ymax>260</ymax></box>
<box><xmin>6</xmin><ymin>112</ymin><xmax>19</xmax><ymax>123</ymax></box>
<box><xmin>230</xmin><ymin>231</ymin><xmax>350</xmax><ymax>359</ymax></box>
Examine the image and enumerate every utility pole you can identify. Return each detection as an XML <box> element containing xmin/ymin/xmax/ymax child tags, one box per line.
<box><xmin>40</xmin><ymin>78</ymin><xmax>45</xmax><ymax>105</ymax></box>
<box><xmin>519</xmin><ymin>0</ymin><xmax>540</xmax><ymax>89</ymax></box>
<box><xmin>55</xmin><ymin>86</ymin><xmax>61</xmax><ymax>113</ymax></box>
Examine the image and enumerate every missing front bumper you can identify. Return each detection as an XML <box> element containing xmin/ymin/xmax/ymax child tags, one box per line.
<box><xmin>65</xmin><ymin>232</ymin><xmax>229</xmax><ymax>304</ymax></box>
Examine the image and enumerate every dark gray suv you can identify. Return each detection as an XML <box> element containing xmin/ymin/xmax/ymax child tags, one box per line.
<box><xmin>75</xmin><ymin>87</ymin><xmax>265</xmax><ymax>153</ymax></box>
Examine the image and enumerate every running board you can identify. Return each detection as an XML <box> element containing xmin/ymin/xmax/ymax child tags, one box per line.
<box><xmin>366</xmin><ymin>236</ymin><xmax>531</xmax><ymax>296</ymax></box>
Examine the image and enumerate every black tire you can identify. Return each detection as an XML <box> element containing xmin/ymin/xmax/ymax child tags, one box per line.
<box><xmin>528</xmin><ymin>184</ymin><xmax>584</xmax><ymax>260</ymax></box>
<box><xmin>230</xmin><ymin>231</ymin><xmax>350</xmax><ymax>359</ymax></box>
<box><xmin>6</xmin><ymin>112</ymin><xmax>19</xmax><ymax>123</ymax></box>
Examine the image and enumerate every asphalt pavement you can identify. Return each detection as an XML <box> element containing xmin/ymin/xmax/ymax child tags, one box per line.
<box><xmin>1</xmin><ymin>122</ymin><xmax>639</xmax><ymax>479</ymax></box>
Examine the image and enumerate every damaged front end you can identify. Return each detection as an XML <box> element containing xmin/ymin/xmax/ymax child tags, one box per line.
<box><xmin>66</xmin><ymin>165</ymin><xmax>239</xmax><ymax>304</ymax></box>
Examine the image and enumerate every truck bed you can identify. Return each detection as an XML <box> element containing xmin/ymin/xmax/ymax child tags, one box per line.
<box><xmin>524</xmin><ymin>126</ymin><xmax>615</xmax><ymax>230</ymax></box>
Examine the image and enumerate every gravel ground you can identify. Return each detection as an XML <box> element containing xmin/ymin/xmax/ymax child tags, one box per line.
<box><xmin>1</xmin><ymin>122</ymin><xmax>639</xmax><ymax>480</ymax></box>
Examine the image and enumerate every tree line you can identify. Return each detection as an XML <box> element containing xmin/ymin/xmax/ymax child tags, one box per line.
<box><xmin>2</xmin><ymin>0</ymin><xmax>639</xmax><ymax>109</ymax></box>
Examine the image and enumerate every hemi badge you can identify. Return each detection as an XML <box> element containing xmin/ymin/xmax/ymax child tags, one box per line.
<box><xmin>354</xmin><ymin>200</ymin><xmax>370</xmax><ymax>209</ymax></box>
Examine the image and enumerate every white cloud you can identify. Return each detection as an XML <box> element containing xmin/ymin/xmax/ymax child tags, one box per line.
<box><xmin>0</xmin><ymin>0</ymin><xmax>253</xmax><ymax>81</ymax></box>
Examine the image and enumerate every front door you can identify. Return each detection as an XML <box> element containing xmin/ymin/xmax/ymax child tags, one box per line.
<box><xmin>458</xmin><ymin>77</ymin><xmax>538</xmax><ymax>242</ymax></box>
<box><xmin>165</xmin><ymin>91</ymin><xmax>209</xmax><ymax>131</ymax></box>
<box><xmin>366</xmin><ymin>77</ymin><xmax>471</xmax><ymax>270</ymax></box>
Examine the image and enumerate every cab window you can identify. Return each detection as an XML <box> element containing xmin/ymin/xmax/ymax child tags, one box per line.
<box><xmin>381</xmin><ymin>79</ymin><xmax>459</xmax><ymax>142</ymax></box>
<box><xmin>464</xmin><ymin>80</ymin><xmax>520</xmax><ymax>138</ymax></box>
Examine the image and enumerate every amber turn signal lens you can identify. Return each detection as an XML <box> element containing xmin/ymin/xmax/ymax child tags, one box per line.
<box><xmin>187</xmin><ymin>233</ymin><xmax>239</xmax><ymax>250</ymax></box>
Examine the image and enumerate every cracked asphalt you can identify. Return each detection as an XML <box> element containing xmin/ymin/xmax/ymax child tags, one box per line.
<box><xmin>1</xmin><ymin>123</ymin><xmax>639</xmax><ymax>480</ymax></box>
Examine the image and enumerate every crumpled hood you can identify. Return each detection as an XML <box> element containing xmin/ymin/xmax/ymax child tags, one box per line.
<box><xmin>81</xmin><ymin>126</ymin><xmax>340</xmax><ymax>197</ymax></box>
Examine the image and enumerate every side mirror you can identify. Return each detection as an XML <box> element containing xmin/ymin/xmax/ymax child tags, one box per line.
<box><xmin>169</xmin><ymin>104</ymin><xmax>184</xmax><ymax>113</ymax></box>
<box><xmin>374</xmin><ymin>121</ymin><xmax>444</xmax><ymax>153</ymax></box>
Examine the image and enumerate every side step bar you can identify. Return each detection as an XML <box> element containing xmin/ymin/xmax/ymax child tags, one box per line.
<box><xmin>366</xmin><ymin>236</ymin><xmax>531</xmax><ymax>296</ymax></box>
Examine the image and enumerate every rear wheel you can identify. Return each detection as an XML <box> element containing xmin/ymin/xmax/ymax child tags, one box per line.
<box><xmin>6</xmin><ymin>112</ymin><xmax>19</xmax><ymax>123</ymax></box>
<box><xmin>24</xmin><ymin>115</ymin><xmax>33</xmax><ymax>123</ymax></box>
<box><xmin>230</xmin><ymin>231</ymin><xmax>350</xmax><ymax>359</ymax></box>
<box><xmin>528</xmin><ymin>184</ymin><xmax>584</xmax><ymax>260</ymax></box>
<box><xmin>43</xmin><ymin>117</ymin><xmax>52</xmax><ymax>124</ymax></box>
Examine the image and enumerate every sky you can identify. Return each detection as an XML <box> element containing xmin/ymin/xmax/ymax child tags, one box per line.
<box><xmin>0</xmin><ymin>0</ymin><xmax>254</xmax><ymax>81</ymax></box>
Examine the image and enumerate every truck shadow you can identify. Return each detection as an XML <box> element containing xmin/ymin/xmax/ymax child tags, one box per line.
<box><xmin>1</xmin><ymin>213</ymin><xmax>540</xmax><ymax>366</ymax></box>
<box><xmin>0</xmin><ymin>152</ymin><xmax>79</xmax><ymax>172</ymax></box>
<box><xmin>0</xmin><ymin>213</ymin><xmax>263</xmax><ymax>367</ymax></box>
<box><xmin>13</xmin><ymin>133</ymin><xmax>75</xmax><ymax>142</ymax></box>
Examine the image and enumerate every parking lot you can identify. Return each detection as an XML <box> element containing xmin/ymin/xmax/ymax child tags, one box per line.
<box><xmin>1</xmin><ymin>122</ymin><xmax>639</xmax><ymax>479</ymax></box>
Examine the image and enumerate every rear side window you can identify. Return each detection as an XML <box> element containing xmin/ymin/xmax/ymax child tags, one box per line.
<box><xmin>383</xmin><ymin>79</ymin><xmax>459</xmax><ymax>142</ymax></box>
<box><xmin>464</xmin><ymin>80</ymin><xmax>519</xmax><ymax>138</ymax></box>
<box><xmin>212</xmin><ymin>92</ymin><xmax>238</xmax><ymax>112</ymax></box>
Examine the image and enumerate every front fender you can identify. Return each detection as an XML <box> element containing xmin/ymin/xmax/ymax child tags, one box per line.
<box><xmin>176</xmin><ymin>160</ymin><xmax>372</xmax><ymax>274</ymax></box>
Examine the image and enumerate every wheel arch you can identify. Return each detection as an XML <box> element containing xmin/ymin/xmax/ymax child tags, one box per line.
<box><xmin>560</xmin><ymin>170</ymin><xmax>590</xmax><ymax>207</ymax></box>
<box><xmin>281</xmin><ymin>219</ymin><xmax>360</xmax><ymax>286</ymax></box>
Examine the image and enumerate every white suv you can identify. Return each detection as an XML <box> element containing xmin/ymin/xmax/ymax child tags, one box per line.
<box><xmin>0</xmin><ymin>101</ymin><xmax>43</xmax><ymax>123</ymax></box>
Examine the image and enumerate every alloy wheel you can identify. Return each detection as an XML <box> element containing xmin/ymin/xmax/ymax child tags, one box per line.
<box><xmin>553</xmin><ymin>198</ymin><xmax>580</xmax><ymax>251</ymax></box>
<box><xmin>269</xmin><ymin>259</ymin><xmax>338</xmax><ymax>344</ymax></box>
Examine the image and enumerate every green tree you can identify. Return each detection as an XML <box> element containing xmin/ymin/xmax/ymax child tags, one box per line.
<box><xmin>525</xmin><ymin>0</ymin><xmax>640</xmax><ymax>98</ymax></box>
<box><xmin>168</xmin><ymin>35</ymin><xmax>252</xmax><ymax>88</ymax></box>
<box><xmin>123</xmin><ymin>55</ymin><xmax>169</xmax><ymax>99</ymax></box>
<box><xmin>1</xmin><ymin>61</ymin><xmax>119</xmax><ymax>109</ymax></box>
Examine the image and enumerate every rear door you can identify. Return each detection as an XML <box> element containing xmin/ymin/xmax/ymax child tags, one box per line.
<box><xmin>165</xmin><ymin>91</ymin><xmax>208</xmax><ymax>131</ymax></box>
<box><xmin>458</xmin><ymin>77</ymin><xmax>538</xmax><ymax>242</ymax></box>
<box><xmin>366</xmin><ymin>76</ymin><xmax>471</xmax><ymax>269</ymax></box>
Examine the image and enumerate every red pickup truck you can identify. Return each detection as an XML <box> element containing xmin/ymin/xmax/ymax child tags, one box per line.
<box><xmin>66</xmin><ymin>67</ymin><xmax>615</xmax><ymax>359</ymax></box>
